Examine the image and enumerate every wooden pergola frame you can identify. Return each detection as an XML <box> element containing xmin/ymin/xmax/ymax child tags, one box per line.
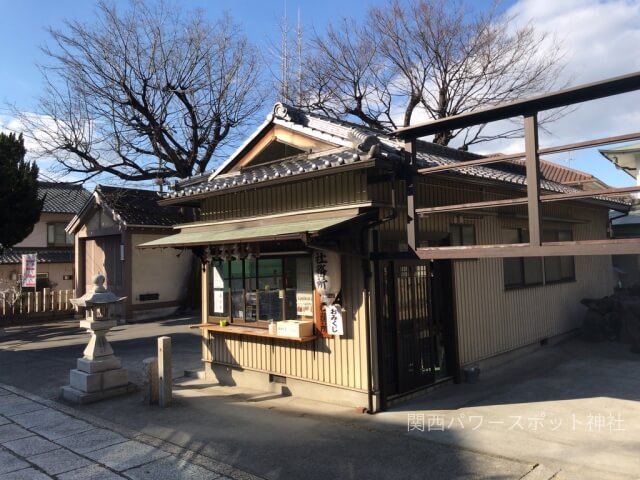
<box><xmin>394</xmin><ymin>71</ymin><xmax>640</xmax><ymax>259</ymax></box>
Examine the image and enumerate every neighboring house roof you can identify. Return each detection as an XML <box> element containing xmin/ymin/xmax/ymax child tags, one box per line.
<box><xmin>540</xmin><ymin>160</ymin><xmax>608</xmax><ymax>188</ymax></box>
<box><xmin>508</xmin><ymin>159</ymin><xmax>609</xmax><ymax>190</ymax></box>
<box><xmin>538</xmin><ymin>160</ymin><xmax>594</xmax><ymax>185</ymax></box>
<box><xmin>68</xmin><ymin>185</ymin><xmax>187</xmax><ymax>233</ymax></box>
<box><xmin>166</xmin><ymin>103</ymin><xmax>625</xmax><ymax>210</ymax></box>
<box><xmin>38</xmin><ymin>182</ymin><xmax>92</xmax><ymax>214</ymax></box>
<box><xmin>98</xmin><ymin>186</ymin><xmax>186</xmax><ymax>227</ymax></box>
<box><xmin>0</xmin><ymin>249</ymin><xmax>74</xmax><ymax>265</ymax></box>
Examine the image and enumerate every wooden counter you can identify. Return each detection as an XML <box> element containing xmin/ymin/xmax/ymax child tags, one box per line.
<box><xmin>190</xmin><ymin>324</ymin><xmax>317</xmax><ymax>343</ymax></box>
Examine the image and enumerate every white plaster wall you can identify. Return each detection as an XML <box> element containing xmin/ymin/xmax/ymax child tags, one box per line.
<box><xmin>0</xmin><ymin>262</ymin><xmax>74</xmax><ymax>291</ymax></box>
<box><xmin>131</xmin><ymin>233</ymin><xmax>192</xmax><ymax>305</ymax></box>
<box><xmin>15</xmin><ymin>213</ymin><xmax>74</xmax><ymax>248</ymax></box>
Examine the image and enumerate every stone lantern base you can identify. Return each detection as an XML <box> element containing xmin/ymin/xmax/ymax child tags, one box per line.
<box><xmin>61</xmin><ymin>318</ymin><xmax>137</xmax><ymax>404</ymax></box>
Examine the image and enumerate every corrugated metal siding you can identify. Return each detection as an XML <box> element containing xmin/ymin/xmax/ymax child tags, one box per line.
<box><xmin>453</xmin><ymin>206</ymin><xmax>614</xmax><ymax>365</ymax></box>
<box><xmin>206</xmin><ymin>254</ymin><xmax>369</xmax><ymax>391</ymax></box>
<box><xmin>454</xmin><ymin>254</ymin><xmax>613</xmax><ymax>365</ymax></box>
<box><xmin>201</xmin><ymin>171</ymin><xmax>368</xmax><ymax>222</ymax></box>
<box><xmin>375</xmin><ymin>176</ymin><xmax>615</xmax><ymax>366</ymax></box>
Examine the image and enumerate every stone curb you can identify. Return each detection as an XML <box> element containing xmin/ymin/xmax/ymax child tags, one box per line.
<box><xmin>0</xmin><ymin>382</ymin><xmax>263</xmax><ymax>480</ymax></box>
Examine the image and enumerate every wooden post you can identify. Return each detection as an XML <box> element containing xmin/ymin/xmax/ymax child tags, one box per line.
<box><xmin>43</xmin><ymin>288</ymin><xmax>50</xmax><ymax>312</ymax></box>
<box><xmin>157</xmin><ymin>336</ymin><xmax>172</xmax><ymax>407</ymax></box>
<box><xmin>27</xmin><ymin>292</ymin><xmax>32</xmax><ymax>314</ymax></box>
<box><xmin>524</xmin><ymin>114</ymin><xmax>543</xmax><ymax>246</ymax></box>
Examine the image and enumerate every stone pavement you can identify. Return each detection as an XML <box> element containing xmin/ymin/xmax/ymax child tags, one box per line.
<box><xmin>1</xmin><ymin>318</ymin><xmax>639</xmax><ymax>479</ymax></box>
<box><xmin>0</xmin><ymin>383</ymin><xmax>260</xmax><ymax>480</ymax></box>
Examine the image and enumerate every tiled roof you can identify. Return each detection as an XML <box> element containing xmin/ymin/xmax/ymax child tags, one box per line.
<box><xmin>0</xmin><ymin>249</ymin><xmax>73</xmax><ymax>265</ymax></box>
<box><xmin>167</xmin><ymin>149</ymin><xmax>372</xmax><ymax>200</ymax></box>
<box><xmin>97</xmin><ymin>186</ymin><xmax>185</xmax><ymax>227</ymax></box>
<box><xmin>166</xmin><ymin>103</ymin><xmax>624</xmax><ymax>206</ymax></box>
<box><xmin>539</xmin><ymin>160</ymin><xmax>593</xmax><ymax>185</ymax></box>
<box><xmin>508</xmin><ymin>159</ymin><xmax>603</xmax><ymax>187</ymax></box>
<box><xmin>415</xmin><ymin>143</ymin><xmax>576</xmax><ymax>194</ymax></box>
<box><xmin>38</xmin><ymin>182</ymin><xmax>91</xmax><ymax>214</ymax></box>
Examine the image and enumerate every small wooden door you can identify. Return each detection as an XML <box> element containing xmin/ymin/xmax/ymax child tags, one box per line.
<box><xmin>84</xmin><ymin>235</ymin><xmax>124</xmax><ymax>317</ymax></box>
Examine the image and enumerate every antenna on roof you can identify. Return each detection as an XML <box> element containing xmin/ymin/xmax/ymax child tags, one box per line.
<box><xmin>281</xmin><ymin>0</ymin><xmax>289</xmax><ymax>102</ymax></box>
<box><xmin>297</xmin><ymin>7</ymin><xmax>302</xmax><ymax>105</ymax></box>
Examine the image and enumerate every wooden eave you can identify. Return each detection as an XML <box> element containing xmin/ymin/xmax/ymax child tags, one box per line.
<box><xmin>415</xmin><ymin>238</ymin><xmax>640</xmax><ymax>259</ymax></box>
<box><xmin>415</xmin><ymin>184</ymin><xmax>636</xmax><ymax>216</ymax></box>
<box><xmin>228</xmin><ymin>124</ymin><xmax>337</xmax><ymax>173</ymax></box>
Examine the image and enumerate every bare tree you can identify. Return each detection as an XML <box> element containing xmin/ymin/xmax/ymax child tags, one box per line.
<box><xmin>18</xmin><ymin>0</ymin><xmax>265</xmax><ymax>183</ymax></box>
<box><xmin>288</xmin><ymin>0</ymin><xmax>564</xmax><ymax>149</ymax></box>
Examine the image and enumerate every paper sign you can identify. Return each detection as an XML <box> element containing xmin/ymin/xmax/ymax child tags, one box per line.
<box><xmin>213</xmin><ymin>290</ymin><xmax>225</xmax><ymax>314</ymax></box>
<box><xmin>213</xmin><ymin>266</ymin><xmax>224</xmax><ymax>288</ymax></box>
<box><xmin>325</xmin><ymin>304</ymin><xmax>343</xmax><ymax>336</ymax></box>
<box><xmin>21</xmin><ymin>254</ymin><xmax>37</xmax><ymax>288</ymax></box>
<box><xmin>296</xmin><ymin>292</ymin><xmax>313</xmax><ymax>316</ymax></box>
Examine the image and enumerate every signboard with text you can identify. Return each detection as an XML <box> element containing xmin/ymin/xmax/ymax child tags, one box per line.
<box><xmin>21</xmin><ymin>254</ymin><xmax>37</xmax><ymax>288</ymax></box>
<box><xmin>325</xmin><ymin>304</ymin><xmax>344</xmax><ymax>336</ymax></box>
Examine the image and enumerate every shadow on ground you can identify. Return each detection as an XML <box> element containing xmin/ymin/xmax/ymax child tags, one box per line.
<box><xmin>2</xmin><ymin>318</ymin><xmax>639</xmax><ymax>479</ymax></box>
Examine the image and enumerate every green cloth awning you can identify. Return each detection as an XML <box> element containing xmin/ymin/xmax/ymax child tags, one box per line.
<box><xmin>137</xmin><ymin>213</ymin><xmax>361</xmax><ymax>248</ymax></box>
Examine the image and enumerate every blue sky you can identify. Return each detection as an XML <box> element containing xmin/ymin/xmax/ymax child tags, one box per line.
<box><xmin>0</xmin><ymin>0</ymin><xmax>396</xmax><ymax>111</ymax></box>
<box><xmin>1</xmin><ymin>0</ymin><xmax>639</xmax><ymax>187</ymax></box>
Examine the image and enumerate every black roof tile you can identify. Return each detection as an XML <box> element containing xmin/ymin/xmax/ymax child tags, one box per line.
<box><xmin>167</xmin><ymin>103</ymin><xmax>620</xmax><ymax>204</ymax></box>
<box><xmin>38</xmin><ymin>182</ymin><xmax>92</xmax><ymax>214</ymax></box>
<box><xmin>0</xmin><ymin>249</ymin><xmax>73</xmax><ymax>265</ymax></box>
<box><xmin>97</xmin><ymin>186</ymin><xmax>185</xmax><ymax>227</ymax></box>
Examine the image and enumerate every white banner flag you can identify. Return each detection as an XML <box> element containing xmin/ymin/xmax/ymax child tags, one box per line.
<box><xmin>21</xmin><ymin>254</ymin><xmax>37</xmax><ymax>288</ymax></box>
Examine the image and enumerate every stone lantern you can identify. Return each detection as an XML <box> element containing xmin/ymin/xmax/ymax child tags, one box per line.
<box><xmin>61</xmin><ymin>274</ymin><xmax>135</xmax><ymax>404</ymax></box>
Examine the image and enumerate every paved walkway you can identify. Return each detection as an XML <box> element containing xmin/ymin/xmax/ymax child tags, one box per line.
<box><xmin>1</xmin><ymin>319</ymin><xmax>638</xmax><ymax>479</ymax></box>
<box><xmin>0</xmin><ymin>383</ymin><xmax>259</xmax><ymax>480</ymax></box>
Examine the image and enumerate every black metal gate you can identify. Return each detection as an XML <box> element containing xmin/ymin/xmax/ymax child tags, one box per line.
<box><xmin>379</xmin><ymin>261</ymin><xmax>455</xmax><ymax>399</ymax></box>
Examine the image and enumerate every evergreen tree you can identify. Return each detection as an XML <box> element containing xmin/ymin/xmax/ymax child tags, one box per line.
<box><xmin>0</xmin><ymin>133</ymin><xmax>42</xmax><ymax>253</ymax></box>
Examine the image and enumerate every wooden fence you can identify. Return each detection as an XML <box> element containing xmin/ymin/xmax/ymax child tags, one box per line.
<box><xmin>1</xmin><ymin>289</ymin><xmax>75</xmax><ymax>318</ymax></box>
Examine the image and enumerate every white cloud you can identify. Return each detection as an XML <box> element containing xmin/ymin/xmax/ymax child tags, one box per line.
<box><xmin>508</xmin><ymin>0</ymin><xmax>640</xmax><ymax>83</ymax></box>
<box><xmin>0</xmin><ymin>112</ymin><xmax>85</xmax><ymax>183</ymax></box>
<box><xmin>490</xmin><ymin>0</ymin><xmax>640</xmax><ymax>186</ymax></box>
<box><xmin>1</xmin><ymin>113</ymin><xmax>51</xmax><ymax>156</ymax></box>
